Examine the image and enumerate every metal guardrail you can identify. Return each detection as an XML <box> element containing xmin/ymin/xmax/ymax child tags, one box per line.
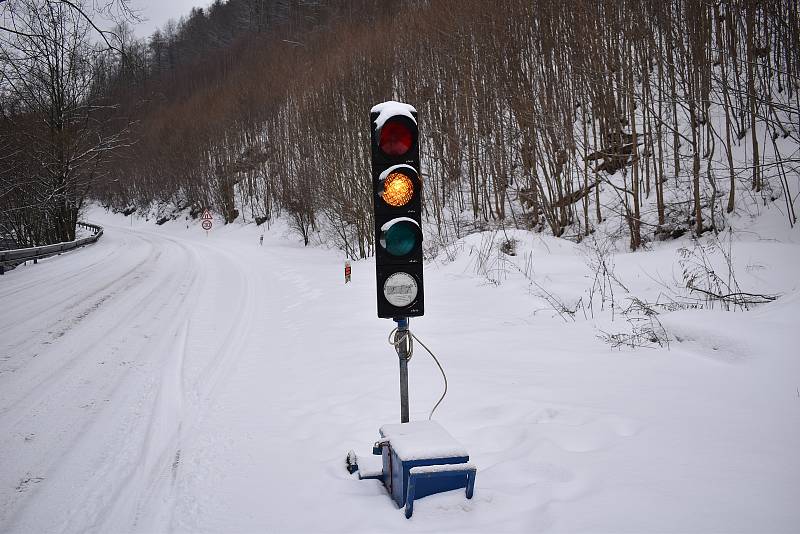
<box><xmin>0</xmin><ymin>222</ymin><xmax>104</xmax><ymax>275</ymax></box>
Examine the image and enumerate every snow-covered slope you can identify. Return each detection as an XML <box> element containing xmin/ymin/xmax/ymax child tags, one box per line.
<box><xmin>0</xmin><ymin>206</ymin><xmax>798</xmax><ymax>533</ymax></box>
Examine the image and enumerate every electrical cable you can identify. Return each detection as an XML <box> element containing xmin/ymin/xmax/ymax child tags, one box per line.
<box><xmin>387</xmin><ymin>324</ymin><xmax>448</xmax><ymax>420</ymax></box>
<box><xmin>387</xmin><ymin>326</ymin><xmax>413</xmax><ymax>361</ymax></box>
<box><xmin>411</xmin><ymin>332</ymin><xmax>448</xmax><ymax>420</ymax></box>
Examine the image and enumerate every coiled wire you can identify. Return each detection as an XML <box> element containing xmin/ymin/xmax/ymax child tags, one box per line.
<box><xmin>387</xmin><ymin>324</ymin><xmax>448</xmax><ymax>420</ymax></box>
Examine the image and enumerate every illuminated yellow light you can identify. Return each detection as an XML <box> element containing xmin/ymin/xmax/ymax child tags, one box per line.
<box><xmin>383</xmin><ymin>172</ymin><xmax>414</xmax><ymax>207</ymax></box>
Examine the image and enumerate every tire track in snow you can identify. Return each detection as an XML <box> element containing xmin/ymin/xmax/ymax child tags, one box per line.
<box><xmin>95</xmin><ymin>320</ymin><xmax>190</xmax><ymax>533</ymax></box>
<box><xmin>4</xmin><ymin>222</ymin><xmax>297</xmax><ymax>533</ymax></box>
<box><xmin>184</xmin><ymin>241</ymin><xmax>256</xmax><ymax>413</ymax></box>
<box><xmin>101</xmin><ymin>236</ymin><xmax>258</xmax><ymax>534</ymax></box>
<box><xmin>0</xmin><ymin>233</ymin><xmax>177</xmax><ymax>423</ymax></box>
<box><xmin>54</xmin><ymin>229</ymin><xmax>254</xmax><ymax>533</ymax></box>
<box><xmin>0</xmin><ymin>231</ymin><xmax>159</xmax><ymax>374</ymax></box>
<box><xmin>0</xmin><ymin>228</ymin><xmax>203</xmax><ymax>531</ymax></box>
<box><xmin>0</xmin><ymin>230</ymin><xmax>123</xmax><ymax>301</ymax></box>
<box><xmin>0</xmin><ymin>228</ymin><xmax>150</xmax><ymax>323</ymax></box>
<box><xmin>161</xmin><ymin>240</ymin><xmax>338</xmax><ymax>533</ymax></box>
<box><xmin>52</xmin><ymin>237</ymin><xmax>204</xmax><ymax>534</ymax></box>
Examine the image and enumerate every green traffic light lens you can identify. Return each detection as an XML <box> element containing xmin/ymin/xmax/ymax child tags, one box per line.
<box><xmin>380</xmin><ymin>221</ymin><xmax>418</xmax><ymax>256</ymax></box>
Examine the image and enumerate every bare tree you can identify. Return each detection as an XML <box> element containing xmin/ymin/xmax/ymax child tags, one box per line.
<box><xmin>1</xmin><ymin>0</ymin><xmax>133</xmax><ymax>245</ymax></box>
<box><xmin>81</xmin><ymin>0</ymin><xmax>798</xmax><ymax>254</ymax></box>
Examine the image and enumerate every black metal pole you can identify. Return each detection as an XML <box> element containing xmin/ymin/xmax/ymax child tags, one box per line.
<box><xmin>395</xmin><ymin>317</ymin><xmax>410</xmax><ymax>423</ymax></box>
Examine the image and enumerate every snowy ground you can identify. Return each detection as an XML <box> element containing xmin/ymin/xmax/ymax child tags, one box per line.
<box><xmin>1</xmin><ymin>206</ymin><xmax>798</xmax><ymax>533</ymax></box>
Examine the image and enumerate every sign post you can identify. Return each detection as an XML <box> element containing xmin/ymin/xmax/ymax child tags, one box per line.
<box><xmin>345</xmin><ymin>261</ymin><xmax>351</xmax><ymax>283</ymax></box>
<box><xmin>201</xmin><ymin>209</ymin><xmax>213</xmax><ymax>236</ymax></box>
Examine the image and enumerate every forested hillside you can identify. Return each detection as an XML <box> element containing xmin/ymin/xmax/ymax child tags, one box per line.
<box><xmin>2</xmin><ymin>0</ymin><xmax>798</xmax><ymax>255</ymax></box>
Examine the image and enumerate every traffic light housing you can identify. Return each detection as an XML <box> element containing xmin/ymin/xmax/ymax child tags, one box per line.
<box><xmin>370</xmin><ymin>101</ymin><xmax>424</xmax><ymax>319</ymax></box>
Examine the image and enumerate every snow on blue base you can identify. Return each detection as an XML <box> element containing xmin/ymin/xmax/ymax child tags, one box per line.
<box><xmin>380</xmin><ymin>420</ymin><xmax>468</xmax><ymax>461</ymax></box>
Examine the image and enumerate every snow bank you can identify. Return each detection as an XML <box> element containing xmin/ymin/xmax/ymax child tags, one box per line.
<box><xmin>1</xmin><ymin>205</ymin><xmax>798</xmax><ymax>533</ymax></box>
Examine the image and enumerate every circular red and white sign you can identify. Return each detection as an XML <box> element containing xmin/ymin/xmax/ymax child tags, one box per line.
<box><xmin>202</xmin><ymin>220</ymin><xmax>212</xmax><ymax>231</ymax></box>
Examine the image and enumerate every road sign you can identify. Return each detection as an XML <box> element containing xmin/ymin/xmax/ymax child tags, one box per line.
<box><xmin>345</xmin><ymin>261</ymin><xmax>351</xmax><ymax>283</ymax></box>
<box><xmin>202</xmin><ymin>220</ymin><xmax>212</xmax><ymax>231</ymax></box>
<box><xmin>201</xmin><ymin>209</ymin><xmax>213</xmax><ymax>221</ymax></box>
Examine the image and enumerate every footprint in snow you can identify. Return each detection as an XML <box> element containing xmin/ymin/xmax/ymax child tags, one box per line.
<box><xmin>16</xmin><ymin>474</ymin><xmax>45</xmax><ymax>493</ymax></box>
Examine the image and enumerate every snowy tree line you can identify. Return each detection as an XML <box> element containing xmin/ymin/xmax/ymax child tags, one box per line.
<box><xmin>2</xmin><ymin>0</ymin><xmax>798</xmax><ymax>254</ymax></box>
<box><xmin>0</xmin><ymin>0</ymin><xmax>134</xmax><ymax>247</ymax></box>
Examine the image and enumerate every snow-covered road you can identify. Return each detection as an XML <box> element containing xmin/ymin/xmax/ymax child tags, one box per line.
<box><xmin>1</xmin><ymin>210</ymin><xmax>423</xmax><ymax>533</ymax></box>
<box><xmin>1</xmin><ymin>208</ymin><xmax>799</xmax><ymax>533</ymax></box>
<box><xmin>0</xmin><ymin>217</ymin><xmax>247</xmax><ymax>531</ymax></box>
<box><xmin>0</xmin><ymin>213</ymin><xmax>332</xmax><ymax>531</ymax></box>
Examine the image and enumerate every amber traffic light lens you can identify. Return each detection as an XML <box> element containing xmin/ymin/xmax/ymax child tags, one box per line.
<box><xmin>383</xmin><ymin>172</ymin><xmax>414</xmax><ymax>207</ymax></box>
<box><xmin>379</xmin><ymin>120</ymin><xmax>413</xmax><ymax>156</ymax></box>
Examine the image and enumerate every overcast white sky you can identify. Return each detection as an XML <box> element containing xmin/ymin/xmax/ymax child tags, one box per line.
<box><xmin>130</xmin><ymin>0</ymin><xmax>208</xmax><ymax>38</ymax></box>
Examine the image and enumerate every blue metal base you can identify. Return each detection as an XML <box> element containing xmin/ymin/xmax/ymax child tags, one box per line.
<box><xmin>382</xmin><ymin>447</ymin><xmax>469</xmax><ymax>507</ymax></box>
<box><xmin>366</xmin><ymin>420</ymin><xmax>475</xmax><ymax>517</ymax></box>
<box><xmin>405</xmin><ymin>465</ymin><xmax>476</xmax><ymax>518</ymax></box>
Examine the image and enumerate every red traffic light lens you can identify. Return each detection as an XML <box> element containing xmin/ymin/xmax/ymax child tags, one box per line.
<box><xmin>379</xmin><ymin>120</ymin><xmax>413</xmax><ymax>157</ymax></box>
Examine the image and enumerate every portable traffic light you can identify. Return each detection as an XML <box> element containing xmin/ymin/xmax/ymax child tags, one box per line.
<box><xmin>370</xmin><ymin>101</ymin><xmax>424</xmax><ymax>319</ymax></box>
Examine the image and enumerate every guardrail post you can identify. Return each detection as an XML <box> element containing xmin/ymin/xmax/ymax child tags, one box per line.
<box><xmin>0</xmin><ymin>221</ymin><xmax>103</xmax><ymax>272</ymax></box>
